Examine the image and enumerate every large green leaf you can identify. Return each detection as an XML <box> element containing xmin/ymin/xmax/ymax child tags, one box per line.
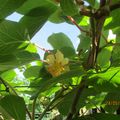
<box><xmin>57</xmin><ymin>87</ymin><xmax>99</xmax><ymax>115</ymax></box>
<box><xmin>0</xmin><ymin>51</ymin><xmax>40</xmax><ymax>71</ymax></box>
<box><xmin>20</xmin><ymin>15</ymin><xmax>48</xmax><ymax>38</ymax></box>
<box><xmin>105</xmin><ymin>9</ymin><xmax>120</xmax><ymax>30</ymax></box>
<box><xmin>85</xmin><ymin>92</ymin><xmax>107</xmax><ymax>110</ymax></box>
<box><xmin>0</xmin><ymin>20</ymin><xmax>29</xmax><ymax>55</ymax></box>
<box><xmin>91</xmin><ymin>67</ymin><xmax>120</xmax><ymax>85</ymax></box>
<box><xmin>31</xmin><ymin>68</ymin><xmax>85</xmax><ymax>99</ymax></box>
<box><xmin>48</xmin><ymin>33</ymin><xmax>75</xmax><ymax>57</ymax></box>
<box><xmin>97</xmin><ymin>46</ymin><xmax>113</xmax><ymax>68</ymax></box>
<box><xmin>48</xmin><ymin>33</ymin><xmax>72</xmax><ymax>48</ymax></box>
<box><xmin>49</xmin><ymin>8</ymin><xmax>65</xmax><ymax>23</ymax></box>
<box><xmin>0</xmin><ymin>95</ymin><xmax>26</xmax><ymax>120</ymax></box>
<box><xmin>111</xmin><ymin>46</ymin><xmax>120</xmax><ymax>66</ymax></box>
<box><xmin>60</xmin><ymin>0</ymin><xmax>79</xmax><ymax>16</ymax></box>
<box><xmin>17</xmin><ymin>0</ymin><xmax>57</xmax><ymax>15</ymax></box>
<box><xmin>77</xmin><ymin>33</ymin><xmax>91</xmax><ymax>52</ymax></box>
<box><xmin>0</xmin><ymin>70</ymin><xmax>16</xmax><ymax>81</ymax></box>
<box><xmin>0</xmin><ymin>0</ymin><xmax>26</xmax><ymax>19</ymax></box>
<box><xmin>19</xmin><ymin>0</ymin><xmax>57</xmax><ymax>37</ymax></box>
<box><xmin>24</xmin><ymin>66</ymin><xmax>42</xmax><ymax>78</ymax></box>
<box><xmin>77</xmin><ymin>33</ymin><xmax>91</xmax><ymax>63</ymax></box>
<box><xmin>92</xmin><ymin>80</ymin><xmax>120</xmax><ymax>93</ymax></box>
<box><xmin>79</xmin><ymin>16</ymin><xmax>90</xmax><ymax>26</ymax></box>
<box><xmin>112</xmin><ymin>27</ymin><xmax>120</xmax><ymax>44</ymax></box>
<box><xmin>0</xmin><ymin>106</ymin><xmax>13</xmax><ymax>119</ymax></box>
<box><xmin>57</xmin><ymin>89</ymin><xmax>78</xmax><ymax>115</ymax></box>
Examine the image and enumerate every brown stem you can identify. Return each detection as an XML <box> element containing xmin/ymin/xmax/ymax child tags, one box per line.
<box><xmin>66</xmin><ymin>3</ymin><xmax>108</xmax><ymax>118</ymax></box>
<box><xmin>34</xmin><ymin>43</ymin><xmax>51</xmax><ymax>53</ymax></box>
<box><xmin>87</xmin><ymin>17</ymin><xmax>96</xmax><ymax>69</ymax></box>
<box><xmin>31</xmin><ymin>98</ymin><xmax>37</xmax><ymax>120</ymax></box>
<box><xmin>67</xmin><ymin>16</ymin><xmax>89</xmax><ymax>34</ymax></box>
<box><xmin>88</xmin><ymin>0</ymin><xmax>107</xmax><ymax>68</ymax></box>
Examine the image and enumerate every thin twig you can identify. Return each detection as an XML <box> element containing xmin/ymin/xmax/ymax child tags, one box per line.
<box><xmin>67</xmin><ymin>16</ymin><xmax>89</xmax><ymax>34</ymax></box>
<box><xmin>34</xmin><ymin>43</ymin><xmax>51</xmax><ymax>53</ymax></box>
<box><xmin>99</xmin><ymin>42</ymin><xmax>120</xmax><ymax>52</ymax></box>
<box><xmin>101</xmin><ymin>33</ymin><xmax>108</xmax><ymax>43</ymax></box>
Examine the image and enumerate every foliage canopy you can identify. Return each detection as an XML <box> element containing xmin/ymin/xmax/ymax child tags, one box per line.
<box><xmin>0</xmin><ymin>0</ymin><xmax>120</xmax><ymax>120</ymax></box>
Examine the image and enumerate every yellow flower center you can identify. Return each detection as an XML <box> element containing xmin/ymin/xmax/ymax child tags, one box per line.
<box><xmin>45</xmin><ymin>50</ymin><xmax>69</xmax><ymax>77</ymax></box>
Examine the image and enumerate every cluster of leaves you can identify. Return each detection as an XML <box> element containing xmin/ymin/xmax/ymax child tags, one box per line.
<box><xmin>0</xmin><ymin>0</ymin><xmax>120</xmax><ymax>120</ymax></box>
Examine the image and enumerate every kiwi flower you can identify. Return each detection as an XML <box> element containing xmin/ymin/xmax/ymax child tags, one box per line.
<box><xmin>46</xmin><ymin>50</ymin><xmax>70</xmax><ymax>77</ymax></box>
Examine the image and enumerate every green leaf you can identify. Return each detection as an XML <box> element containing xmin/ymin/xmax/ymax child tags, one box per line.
<box><xmin>85</xmin><ymin>92</ymin><xmax>107</xmax><ymax>110</ymax></box>
<box><xmin>99</xmin><ymin>30</ymin><xmax>109</xmax><ymax>47</ymax></box>
<box><xmin>93</xmin><ymin>80</ymin><xmax>120</xmax><ymax>93</ymax></box>
<box><xmin>48</xmin><ymin>33</ymin><xmax>75</xmax><ymax>57</ymax></box>
<box><xmin>31</xmin><ymin>68</ymin><xmax>85</xmax><ymax>99</ymax></box>
<box><xmin>25</xmin><ymin>43</ymin><xmax>37</xmax><ymax>53</ymax></box>
<box><xmin>24</xmin><ymin>66</ymin><xmax>42</xmax><ymax>78</ymax></box>
<box><xmin>105</xmin><ymin>9</ymin><xmax>120</xmax><ymax>30</ymax></box>
<box><xmin>19</xmin><ymin>0</ymin><xmax>57</xmax><ymax>37</ymax></box>
<box><xmin>0</xmin><ymin>20</ymin><xmax>29</xmax><ymax>55</ymax></box>
<box><xmin>60</xmin><ymin>0</ymin><xmax>79</xmax><ymax>16</ymax></box>
<box><xmin>104</xmin><ymin>17</ymin><xmax>112</xmax><ymax>27</ymax></box>
<box><xmin>17</xmin><ymin>0</ymin><xmax>57</xmax><ymax>15</ymax></box>
<box><xmin>57</xmin><ymin>89</ymin><xmax>77</xmax><ymax>115</ymax></box>
<box><xmin>1</xmin><ymin>70</ymin><xmax>16</xmax><ymax>81</ymax></box>
<box><xmin>0</xmin><ymin>106</ymin><xmax>13</xmax><ymax>119</ymax></box>
<box><xmin>97</xmin><ymin>46</ymin><xmax>113</xmax><ymax>68</ymax></box>
<box><xmin>0</xmin><ymin>51</ymin><xmax>40</xmax><ymax>71</ymax></box>
<box><xmin>91</xmin><ymin>67</ymin><xmax>120</xmax><ymax>84</ymax></box>
<box><xmin>0</xmin><ymin>95</ymin><xmax>26</xmax><ymax>120</ymax></box>
<box><xmin>113</xmin><ymin>27</ymin><xmax>120</xmax><ymax>43</ymax></box>
<box><xmin>48</xmin><ymin>33</ymin><xmax>74</xmax><ymax>49</ymax></box>
<box><xmin>49</xmin><ymin>8</ymin><xmax>65</xmax><ymax>23</ymax></box>
<box><xmin>29</xmin><ymin>67</ymin><xmax>52</xmax><ymax>90</ymax></box>
<box><xmin>79</xmin><ymin>16</ymin><xmax>89</xmax><ymax>26</ymax></box>
<box><xmin>111</xmin><ymin>46</ymin><xmax>120</xmax><ymax>66</ymax></box>
<box><xmin>0</xmin><ymin>0</ymin><xmax>26</xmax><ymax>19</ymax></box>
<box><xmin>77</xmin><ymin>33</ymin><xmax>91</xmax><ymax>52</ymax></box>
<box><xmin>41</xmin><ymin>86</ymin><xmax>61</xmax><ymax>97</ymax></box>
<box><xmin>57</xmin><ymin>87</ymin><xmax>98</xmax><ymax>115</ymax></box>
